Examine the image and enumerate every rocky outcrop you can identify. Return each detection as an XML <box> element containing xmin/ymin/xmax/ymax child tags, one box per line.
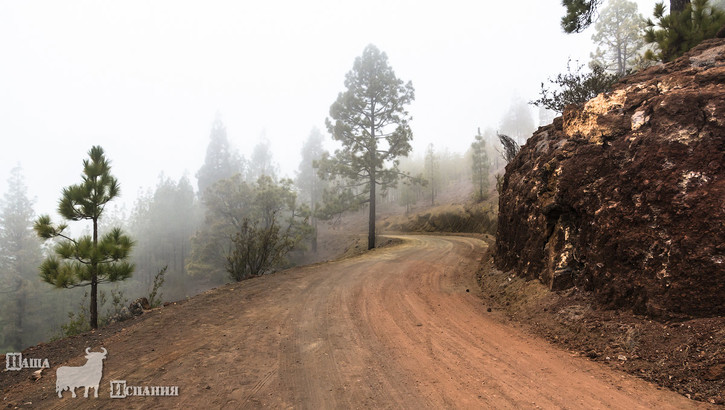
<box><xmin>128</xmin><ymin>297</ymin><xmax>150</xmax><ymax>315</ymax></box>
<box><xmin>495</xmin><ymin>39</ymin><xmax>725</xmax><ymax>318</ymax></box>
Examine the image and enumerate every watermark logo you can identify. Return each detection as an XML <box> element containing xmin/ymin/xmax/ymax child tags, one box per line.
<box><xmin>110</xmin><ymin>380</ymin><xmax>179</xmax><ymax>398</ymax></box>
<box><xmin>56</xmin><ymin>347</ymin><xmax>107</xmax><ymax>398</ymax></box>
<box><xmin>44</xmin><ymin>346</ymin><xmax>179</xmax><ymax>399</ymax></box>
<box><xmin>7</xmin><ymin>347</ymin><xmax>179</xmax><ymax>399</ymax></box>
<box><xmin>5</xmin><ymin>353</ymin><xmax>50</xmax><ymax>371</ymax></box>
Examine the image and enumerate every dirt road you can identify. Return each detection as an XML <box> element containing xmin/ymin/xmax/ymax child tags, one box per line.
<box><xmin>2</xmin><ymin>235</ymin><xmax>701</xmax><ymax>409</ymax></box>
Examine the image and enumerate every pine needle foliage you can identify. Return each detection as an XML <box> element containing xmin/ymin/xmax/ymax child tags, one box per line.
<box><xmin>34</xmin><ymin>146</ymin><xmax>134</xmax><ymax>329</ymax></box>
<box><xmin>645</xmin><ymin>0</ymin><xmax>725</xmax><ymax>61</ymax></box>
<box><xmin>471</xmin><ymin>129</ymin><xmax>490</xmax><ymax>202</ymax></box>
<box><xmin>562</xmin><ymin>0</ymin><xmax>606</xmax><ymax>33</ymax></box>
<box><xmin>319</xmin><ymin>44</ymin><xmax>415</xmax><ymax>250</ymax></box>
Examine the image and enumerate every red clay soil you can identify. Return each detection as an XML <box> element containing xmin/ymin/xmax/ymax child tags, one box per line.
<box><xmin>1</xmin><ymin>236</ymin><xmax>703</xmax><ymax>409</ymax></box>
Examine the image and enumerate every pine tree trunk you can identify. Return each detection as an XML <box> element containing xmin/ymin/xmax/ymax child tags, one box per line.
<box><xmin>480</xmin><ymin>178</ymin><xmax>484</xmax><ymax>201</ymax></box>
<box><xmin>311</xmin><ymin>180</ymin><xmax>318</xmax><ymax>253</ymax></box>
<box><xmin>431</xmin><ymin>176</ymin><xmax>435</xmax><ymax>206</ymax></box>
<box><xmin>671</xmin><ymin>0</ymin><xmax>690</xmax><ymax>12</ymax></box>
<box><xmin>311</xmin><ymin>216</ymin><xmax>318</xmax><ymax>253</ymax></box>
<box><xmin>12</xmin><ymin>279</ymin><xmax>24</xmax><ymax>349</ymax></box>
<box><xmin>368</xmin><ymin>170</ymin><xmax>376</xmax><ymax>250</ymax></box>
<box><xmin>90</xmin><ymin>218</ymin><xmax>98</xmax><ymax>329</ymax></box>
<box><xmin>368</xmin><ymin>104</ymin><xmax>377</xmax><ymax>251</ymax></box>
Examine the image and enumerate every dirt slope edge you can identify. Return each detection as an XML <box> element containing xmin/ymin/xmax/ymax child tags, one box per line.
<box><xmin>478</xmin><ymin>244</ymin><xmax>725</xmax><ymax>405</ymax></box>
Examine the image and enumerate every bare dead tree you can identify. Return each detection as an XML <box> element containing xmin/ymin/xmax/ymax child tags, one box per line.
<box><xmin>497</xmin><ymin>133</ymin><xmax>520</xmax><ymax>163</ymax></box>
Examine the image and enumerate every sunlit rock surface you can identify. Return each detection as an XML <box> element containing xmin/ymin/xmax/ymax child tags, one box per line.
<box><xmin>495</xmin><ymin>39</ymin><xmax>725</xmax><ymax>318</ymax></box>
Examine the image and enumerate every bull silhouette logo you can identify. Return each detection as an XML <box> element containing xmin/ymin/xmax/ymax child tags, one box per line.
<box><xmin>56</xmin><ymin>347</ymin><xmax>107</xmax><ymax>398</ymax></box>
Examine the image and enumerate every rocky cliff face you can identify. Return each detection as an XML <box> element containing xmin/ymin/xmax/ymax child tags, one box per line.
<box><xmin>495</xmin><ymin>39</ymin><xmax>725</xmax><ymax>319</ymax></box>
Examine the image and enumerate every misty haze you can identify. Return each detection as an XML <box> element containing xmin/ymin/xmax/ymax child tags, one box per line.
<box><xmin>1</xmin><ymin>0</ymin><xmax>724</xmax><ymax>407</ymax></box>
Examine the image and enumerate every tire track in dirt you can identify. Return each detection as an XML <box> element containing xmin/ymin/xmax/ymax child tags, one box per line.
<box><xmin>1</xmin><ymin>235</ymin><xmax>704</xmax><ymax>409</ymax></box>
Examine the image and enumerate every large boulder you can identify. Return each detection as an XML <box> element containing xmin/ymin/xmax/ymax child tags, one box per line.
<box><xmin>495</xmin><ymin>39</ymin><xmax>725</xmax><ymax>319</ymax></box>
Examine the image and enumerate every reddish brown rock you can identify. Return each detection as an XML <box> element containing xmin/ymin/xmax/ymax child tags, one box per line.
<box><xmin>495</xmin><ymin>39</ymin><xmax>725</xmax><ymax>319</ymax></box>
<box><xmin>704</xmin><ymin>363</ymin><xmax>725</xmax><ymax>381</ymax></box>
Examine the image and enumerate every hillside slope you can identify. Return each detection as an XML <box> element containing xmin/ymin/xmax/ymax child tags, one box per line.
<box><xmin>0</xmin><ymin>236</ymin><xmax>694</xmax><ymax>408</ymax></box>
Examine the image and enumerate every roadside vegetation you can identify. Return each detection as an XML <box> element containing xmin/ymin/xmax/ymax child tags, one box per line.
<box><xmin>537</xmin><ymin>0</ymin><xmax>725</xmax><ymax>114</ymax></box>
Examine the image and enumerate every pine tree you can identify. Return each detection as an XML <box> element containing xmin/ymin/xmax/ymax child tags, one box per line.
<box><xmin>0</xmin><ymin>166</ymin><xmax>42</xmax><ymax>350</ymax></box>
<box><xmin>645</xmin><ymin>0</ymin><xmax>725</xmax><ymax>61</ymax></box>
<box><xmin>424</xmin><ymin>144</ymin><xmax>439</xmax><ymax>206</ymax></box>
<box><xmin>471</xmin><ymin>129</ymin><xmax>490</xmax><ymax>202</ymax></box>
<box><xmin>34</xmin><ymin>146</ymin><xmax>134</xmax><ymax>329</ymax></box>
<box><xmin>590</xmin><ymin>0</ymin><xmax>646</xmax><ymax>74</ymax></box>
<box><xmin>398</xmin><ymin>176</ymin><xmax>422</xmax><ymax>215</ymax></box>
<box><xmin>499</xmin><ymin>98</ymin><xmax>537</xmax><ymax>145</ymax></box>
<box><xmin>196</xmin><ymin>118</ymin><xmax>244</xmax><ymax>197</ymax></box>
<box><xmin>129</xmin><ymin>175</ymin><xmax>200</xmax><ymax>296</ymax></box>
<box><xmin>320</xmin><ymin>44</ymin><xmax>415</xmax><ymax>250</ymax></box>
<box><xmin>296</xmin><ymin>128</ymin><xmax>326</xmax><ymax>252</ymax></box>
<box><xmin>562</xmin><ymin>0</ymin><xmax>691</xmax><ymax>33</ymax></box>
<box><xmin>249</xmin><ymin>138</ymin><xmax>276</xmax><ymax>182</ymax></box>
<box><xmin>562</xmin><ymin>0</ymin><xmax>605</xmax><ymax>33</ymax></box>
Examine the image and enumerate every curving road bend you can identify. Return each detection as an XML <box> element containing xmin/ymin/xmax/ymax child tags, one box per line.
<box><xmin>7</xmin><ymin>235</ymin><xmax>699</xmax><ymax>409</ymax></box>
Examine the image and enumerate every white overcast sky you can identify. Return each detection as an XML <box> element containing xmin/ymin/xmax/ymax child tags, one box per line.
<box><xmin>0</xmin><ymin>0</ymin><xmax>659</xmax><ymax>216</ymax></box>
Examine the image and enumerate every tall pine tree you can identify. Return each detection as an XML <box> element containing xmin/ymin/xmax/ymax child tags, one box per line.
<box><xmin>470</xmin><ymin>129</ymin><xmax>490</xmax><ymax>202</ymax></box>
<box><xmin>0</xmin><ymin>166</ymin><xmax>42</xmax><ymax>350</ymax></box>
<box><xmin>590</xmin><ymin>0</ymin><xmax>646</xmax><ymax>74</ymax></box>
<box><xmin>320</xmin><ymin>44</ymin><xmax>415</xmax><ymax>249</ymax></box>
<box><xmin>196</xmin><ymin>117</ymin><xmax>244</xmax><ymax>197</ymax></box>
<box><xmin>562</xmin><ymin>0</ymin><xmax>691</xmax><ymax>33</ymax></box>
<box><xmin>296</xmin><ymin>128</ymin><xmax>326</xmax><ymax>252</ymax></box>
<box><xmin>34</xmin><ymin>146</ymin><xmax>134</xmax><ymax>329</ymax></box>
<box><xmin>424</xmin><ymin>144</ymin><xmax>439</xmax><ymax>206</ymax></box>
